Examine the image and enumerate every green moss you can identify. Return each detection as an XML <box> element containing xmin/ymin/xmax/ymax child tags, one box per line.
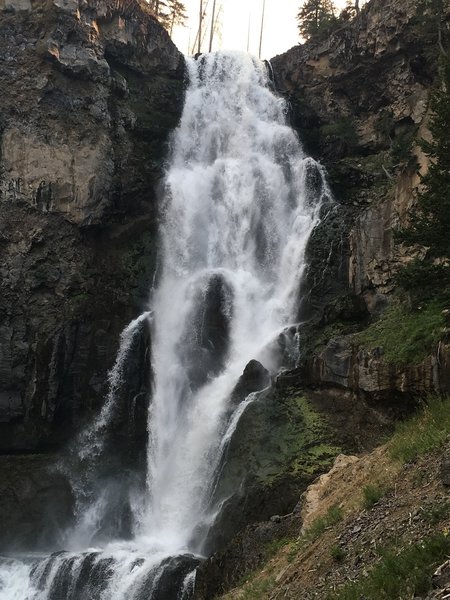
<box><xmin>389</xmin><ymin>395</ymin><xmax>450</xmax><ymax>463</ymax></box>
<box><xmin>329</xmin><ymin>534</ymin><xmax>450</xmax><ymax>600</ymax></box>
<box><xmin>354</xmin><ymin>301</ymin><xmax>444</xmax><ymax>365</ymax></box>
<box><xmin>255</xmin><ymin>394</ymin><xmax>341</xmax><ymax>483</ymax></box>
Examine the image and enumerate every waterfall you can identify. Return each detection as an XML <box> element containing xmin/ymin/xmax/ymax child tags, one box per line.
<box><xmin>0</xmin><ymin>51</ymin><xmax>330</xmax><ymax>600</ymax></box>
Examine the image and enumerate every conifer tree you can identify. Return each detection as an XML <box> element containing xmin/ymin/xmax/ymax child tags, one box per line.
<box><xmin>297</xmin><ymin>0</ymin><xmax>336</xmax><ymax>39</ymax></box>
<box><xmin>147</xmin><ymin>0</ymin><xmax>187</xmax><ymax>34</ymax></box>
<box><xmin>397</xmin><ymin>55</ymin><xmax>450</xmax><ymax>300</ymax></box>
<box><xmin>167</xmin><ymin>0</ymin><xmax>187</xmax><ymax>35</ymax></box>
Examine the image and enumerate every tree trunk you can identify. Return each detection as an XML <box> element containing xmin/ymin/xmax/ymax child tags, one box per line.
<box><xmin>198</xmin><ymin>0</ymin><xmax>203</xmax><ymax>54</ymax></box>
<box><xmin>209</xmin><ymin>0</ymin><xmax>217</xmax><ymax>52</ymax></box>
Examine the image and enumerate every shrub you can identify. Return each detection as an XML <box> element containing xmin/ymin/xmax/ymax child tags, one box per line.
<box><xmin>363</xmin><ymin>484</ymin><xmax>385</xmax><ymax>509</ymax></box>
<box><xmin>330</xmin><ymin>544</ymin><xmax>346</xmax><ymax>562</ymax></box>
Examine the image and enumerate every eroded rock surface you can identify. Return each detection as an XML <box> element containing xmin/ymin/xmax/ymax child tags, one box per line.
<box><xmin>272</xmin><ymin>0</ymin><xmax>450</xmax><ymax>402</ymax></box>
<box><xmin>0</xmin><ymin>0</ymin><xmax>184</xmax><ymax>450</ymax></box>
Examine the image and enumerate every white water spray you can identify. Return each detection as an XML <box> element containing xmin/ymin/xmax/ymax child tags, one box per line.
<box><xmin>141</xmin><ymin>52</ymin><xmax>326</xmax><ymax>554</ymax></box>
<box><xmin>0</xmin><ymin>51</ymin><xmax>329</xmax><ymax>599</ymax></box>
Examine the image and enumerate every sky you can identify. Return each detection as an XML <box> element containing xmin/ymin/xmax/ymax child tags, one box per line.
<box><xmin>172</xmin><ymin>0</ymin><xmax>353</xmax><ymax>59</ymax></box>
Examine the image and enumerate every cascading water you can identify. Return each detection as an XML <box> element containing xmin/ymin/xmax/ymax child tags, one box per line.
<box><xmin>0</xmin><ymin>51</ymin><xmax>330</xmax><ymax>600</ymax></box>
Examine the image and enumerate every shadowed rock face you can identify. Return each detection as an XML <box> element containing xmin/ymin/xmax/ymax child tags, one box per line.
<box><xmin>271</xmin><ymin>0</ymin><xmax>450</xmax><ymax>403</ymax></box>
<box><xmin>231</xmin><ymin>360</ymin><xmax>270</xmax><ymax>404</ymax></box>
<box><xmin>180</xmin><ymin>273</ymin><xmax>233</xmax><ymax>391</ymax></box>
<box><xmin>0</xmin><ymin>0</ymin><xmax>185</xmax><ymax>450</ymax></box>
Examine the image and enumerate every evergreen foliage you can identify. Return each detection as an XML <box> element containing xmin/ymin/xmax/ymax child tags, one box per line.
<box><xmin>417</xmin><ymin>0</ymin><xmax>448</xmax><ymax>53</ymax></box>
<box><xmin>297</xmin><ymin>0</ymin><xmax>336</xmax><ymax>39</ymax></box>
<box><xmin>147</xmin><ymin>0</ymin><xmax>187</xmax><ymax>33</ymax></box>
<box><xmin>396</xmin><ymin>53</ymin><xmax>450</xmax><ymax>301</ymax></box>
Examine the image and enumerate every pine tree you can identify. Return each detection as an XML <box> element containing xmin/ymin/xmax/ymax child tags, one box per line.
<box><xmin>396</xmin><ymin>55</ymin><xmax>450</xmax><ymax>301</ymax></box>
<box><xmin>167</xmin><ymin>0</ymin><xmax>187</xmax><ymax>35</ymax></box>
<box><xmin>418</xmin><ymin>0</ymin><xmax>447</xmax><ymax>54</ymax></box>
<box><xmin>146</xmin><ymin>0</ymin><xmax>187</xmax><ymax>34</ymax></box>
<box><xmin>339</xmin><ymin>0</ymin><xmax>357</xmax><ymax>21</ymax></box>
<box><xmin>297</xmin><ymin>0</ymin><xmax>336</xmax><ymax>40</ymax></box>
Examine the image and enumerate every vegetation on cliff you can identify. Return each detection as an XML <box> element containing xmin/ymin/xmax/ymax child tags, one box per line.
<box><xmin>217</xmin><ymin>396</ymin><xmax>450</xmax><ymax>599</ymax></box>
<box><xmin>354</xmin><ymin>301</ymin><xmax>445</xmax><ymax>365</ymax></box>
<box><xmin>296</xmin><ymin>0</ymin><xmax>365</xmax><ymax>41</ymax></box>
<box><xmin>397</xmin><ymin>53</ymin><xmax>450</xmax><ymax>304</ymax></box>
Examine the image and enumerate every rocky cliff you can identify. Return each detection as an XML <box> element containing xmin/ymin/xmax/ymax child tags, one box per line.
<box><xmin>0</xmin><ymin>0</ymin><xmax>184</xmax><ymax>451</ymax></box>
<box><xmin>272</xmin><ymin>0</ymin><xmax>450</xmax><ymax>405</ymax></box>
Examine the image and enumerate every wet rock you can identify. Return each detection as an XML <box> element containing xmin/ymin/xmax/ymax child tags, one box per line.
<box><xmin>0</xmin><ymin>454</ymin><xmax>74</xmax><ymax>550</ymax></box>
<box><xmin>231</xmin><ymin>360</ymin><xmax>271</xmax><ymax>403</ymax></box>
<box><xmin>181</xmin><ymin>273</ymin><xmax>233</xmax><ymax>390</ymax></box>
<box><xmin>145</xmin><ymin>555</ymin><xmax>200</xmax><ymax>600</ymax></box>
<box><xmin>0</xmin><ymin>0</ymin><xmax>184</xmax><ymax>450</ymax></box>
<box><xmin>195</xmin><ymin>518</ymin><xmax>295</xmax><ymax>600</ymax></box>
<box><xmin>271</xmin><ymin>0</ymin><xmax>450</xmax><ymax>409</ymax></box>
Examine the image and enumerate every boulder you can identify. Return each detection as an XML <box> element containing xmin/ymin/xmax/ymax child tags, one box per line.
<box><xmin>231</xmin><ymin>360</ymin><xmax>271</xmax><ymax>403</ymax></box>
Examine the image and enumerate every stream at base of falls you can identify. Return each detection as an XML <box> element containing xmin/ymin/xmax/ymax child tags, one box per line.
<box><xmin>0</xmin><ymin>51</ymin><xmax>330</xmax><ymax>600</ymax></box>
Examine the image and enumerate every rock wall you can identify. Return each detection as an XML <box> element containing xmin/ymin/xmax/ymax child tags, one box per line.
<box><xmin>272</xmin><ymin>0</ymin><xmax>450</xmax><ymax>402</ymax></box>
<box><xmin>0</xmin><ymin>0</ymin><xmax>185</xmax><ymax>450</ymax></box>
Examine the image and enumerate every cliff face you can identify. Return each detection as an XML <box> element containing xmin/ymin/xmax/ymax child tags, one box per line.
<box><xmin>272</xmin><ymin>0</ymin><xmax>450</xmax><ymax>404</ymax></box>
<box><xmin>0</xmin><ymin>0</ymin><xmax>185</xmax><ymax>451</ymax></box>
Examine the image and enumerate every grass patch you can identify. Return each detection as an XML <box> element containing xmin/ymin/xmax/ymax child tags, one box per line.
<box><xmin>307</xmin><ymin>505</ymin><xmax>344</xmax><ymax>539</ymax></box>
<box><xmin>236</xmin><ymin>577</ymin><xmax>274</xmax><ymax>599</ymax></box>
<box><xmin>329</xmin><ymin>534</ymin><xmax>450</xmax><ymax>600</ymax></box>
<box><xmin>422</xmin><ymin>500</ymin><xmax>450</xmax><ymax>525</ymax></box>
<box><xmin>354</xmin><ymin>302</ymin><xmax>444</xmax><ymax>365</ymax></box>
<box><xmin>330</xmin><ymin>544</ymin><xmax>346</xmax><ymax>562</ymax></box>
<box><xmin>264</xmin><ymin>537</ymin><xmax>293</xmax><ymax>557</ymax></box>
<box><xmin>389</xmin><ymin>395</ymin><xmax>450</xmax><ymax>463</ymax></box>
<box><xmin>363</xmin><ymin>484</ymin><xmax>385</xmax><ymax>509</ymax></box>
<box><xmin>288</xmin><ymin>505</ymin><xmax>344</xmax><ymax>561</ymax></box>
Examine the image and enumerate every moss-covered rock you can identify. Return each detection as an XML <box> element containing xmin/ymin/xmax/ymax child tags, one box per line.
<box><xmin>204</xmin><ymin>387</ymin><xmax>341</xmax><ymax>555</ymax></box>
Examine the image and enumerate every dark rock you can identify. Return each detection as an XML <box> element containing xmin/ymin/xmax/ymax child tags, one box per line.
<box><xmin>433</xmin><ymin>559</ymin><xmax>450</xmax><ymax>589</ymax></box>
<box><xmin>0</xmin><ymin>454</ymin><xmax>74</xmax><ymax>550</ymax></box>
<box><xmin>271</xmin><ymin>0</ymin><xmax>450</xmax><ymax>409</ymax></box>
<box><xmin>194</xmin><ymin>516</ymin><xmax>296</xmax><ymax>600</ymax></box>
<box><xmin>180</xmin><ymin>273</ymin><xmax>233</xmax><ymax>390</ymax></box>
<box><xmin>0</xmin><ymin>0</ymin><xmax>185</xmax><ymax>450</ymax></box>
<box><xmin>144</xmin><ymin>555</ymin><xmax>200</xmax><ymax>600</ymax></box>
<box><xmin>231</xmin><ymin>360</ymin><xmax>271</xmax><ymax>403</ymax></box>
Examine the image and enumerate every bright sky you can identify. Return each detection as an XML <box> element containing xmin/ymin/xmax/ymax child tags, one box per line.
<box><xmin>172</xmin><ymin>0</ymin><xmax>353</xmax><ymax>59</ymax></box>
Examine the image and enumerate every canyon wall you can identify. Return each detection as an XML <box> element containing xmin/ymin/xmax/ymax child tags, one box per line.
<box><xmin>272</xmin><ymin>0</ymin><xmax>450</xmax><ymax>405</ymax></box>
<box><xmin>0</xmin><ymin>0</ymin><xmax>185</xmax><ymax>451</ymax></box>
